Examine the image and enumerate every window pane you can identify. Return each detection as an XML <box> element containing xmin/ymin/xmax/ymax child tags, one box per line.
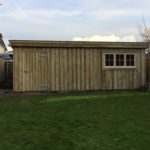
<box><xmin>106</xmin><ymin>61</ymin><xmax>110</xmax><ymax>66</ymax></box>
<box><xmin>120</xmin><ymin>55</ymin><xmax>124</xmax><ymax>60</ymax></box>
<box><xmin>131</xmin><ymin>55</ymin><xmax>134</xmax><ymax>60</ymax></box>
<box><xmin>105</xmin><ymin>54</ymin><xmax>114</xmax><ymax>66</ymax></box>
<box><xmin>110</xmin><ymin>55</ymin><xmax>114</xmax><ymax>61</ymax></box>
<box><xmin>120</xmin><ymin>61</ymin><xmax>124</xmax><ymax>66</ymax></box>
<box><xmin>116</xmin><ymin>60</ymin><xmax>119</xmax><ymax>66</ymax></box>
<box><xmin>106</xmin><ymin>54</ymin><xmax>109</xmax><ymax>60</ymax></box>
<box><xmin>126</xmin><ymin>61</ymin><xmax>130</xmax><ymax>66</ymax></box>
<box><xmin>126</xmin><ymin>55</ymin><xmax>130</xmax><ymax>61</ymax></box>
<box><xmin>116</xmin><ymin>55</ymin><xmax>119</xmax><ymax>60</ymax></box>
<box><xmin>131</xmin><ymin>60</ymin><xmax>134</xmax><ymax>66</ymax></box>
<box><xmin>126</xmin><ymin>54</ymin><xmax>134</xmax><ymax>66</ymax></box>
<box><xmin>110</xmin><ymin>60</ymin><xmax>114</xmax><ymax>66</ymax></box>
<box><xmin>116</xmin><ymin>54</ymin><xmax>124</xmax><ymax>66</ymax></box>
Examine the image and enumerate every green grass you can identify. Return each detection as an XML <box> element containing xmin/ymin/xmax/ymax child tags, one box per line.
<box><xmin>0</xmin><ymin>91</ymin><xmax>150</xmax><ymax>150</ymax></box>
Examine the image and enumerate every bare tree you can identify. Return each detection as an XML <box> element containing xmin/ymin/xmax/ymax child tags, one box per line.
<box><xmin>139</xmin><ymin>18</ymin><xmax>150</xmax><ymax>43</ymax></box>
<box><xmin>139</xmin><ymin>18</ymin><xmax>150</xmax><ymax>55</ymax></box>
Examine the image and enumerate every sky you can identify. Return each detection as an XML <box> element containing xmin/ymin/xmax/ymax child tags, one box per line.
<box><xmin>0</xmin><ymin>0</ymin><xmax>150</xmax><ymax>43</ymax></box>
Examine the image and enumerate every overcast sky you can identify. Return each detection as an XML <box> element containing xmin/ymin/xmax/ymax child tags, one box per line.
<box><xmin>0</xmin><ymin>0</ymin><xmax>150</xmax><ymax>42</ymax></box>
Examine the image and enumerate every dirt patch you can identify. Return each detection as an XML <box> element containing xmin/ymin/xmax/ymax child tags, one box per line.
<box><xmin>0</xmin><ymin>89</ymin><xmax>56</xmax><ymax>96</ymax></box>
<box><xmin>0</xmin><ymin>89</ymin><xmax>10</xmax><ymax>94</ymax></box>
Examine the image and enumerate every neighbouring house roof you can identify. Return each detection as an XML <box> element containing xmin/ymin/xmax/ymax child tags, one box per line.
<box><xmin>0</xmin><ymin>50</ymin><xmax>13</xmax><ymax>62</ymax></box>
<box><xmin>9</xmin><ymin>40</ymin><xmax>149</xmax><ymax>49</ymax></box>
<box><xmin>0</xmin><ymin>41</ymin><xmax>6</xmax><ymax>50</ymax></box>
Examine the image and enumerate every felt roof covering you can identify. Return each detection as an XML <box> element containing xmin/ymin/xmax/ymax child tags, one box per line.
<box><xmin>9</xmin><ymin>40</ymin><xmax>149</xmax><ymax>49</ymax></box>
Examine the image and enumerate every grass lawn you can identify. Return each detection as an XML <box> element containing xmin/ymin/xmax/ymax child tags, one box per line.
<box><xmin>0</xmin><ymin>91</ymin><xmax>150</xmax><ymax>150</ymax></box>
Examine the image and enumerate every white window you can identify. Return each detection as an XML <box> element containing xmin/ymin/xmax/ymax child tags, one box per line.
<box><xmin>104</xmin><ymin>53</ymin><xmax>135</xmax><ymax>68</ymax></box>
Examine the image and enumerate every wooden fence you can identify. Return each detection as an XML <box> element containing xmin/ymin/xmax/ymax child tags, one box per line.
<box><xmin>146</xmin><ymin>53</ymin><xmax>150</xmax><ymax>84</ymax></box>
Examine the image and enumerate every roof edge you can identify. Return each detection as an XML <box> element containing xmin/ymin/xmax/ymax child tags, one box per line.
<box><xmin>9</xmin><ymin>40</ymin><xmax>149</xmax><ymax>49</ymax></box>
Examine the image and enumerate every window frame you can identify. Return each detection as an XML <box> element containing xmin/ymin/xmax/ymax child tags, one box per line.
<box><xmin>103</xmin><ymin>53</ymin><xmax>136</xmax><ymax>69</ymax></box>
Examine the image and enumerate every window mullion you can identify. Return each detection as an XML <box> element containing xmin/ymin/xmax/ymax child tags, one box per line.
<box><xmin>125</xmin><ymin>54</ymin><xmax>126</xmax><ymax>66</ymax></box>
<box><xmin>115</xmin><ymin>54</ymin><xmax>116</xmax><ymax>66</ymax></box>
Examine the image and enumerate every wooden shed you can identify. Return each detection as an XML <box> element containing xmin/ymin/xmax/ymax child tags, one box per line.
<box><xmin>10</xmin><ymin>40</ymin><xmax>148</xmax><ymax>92</ymax></box>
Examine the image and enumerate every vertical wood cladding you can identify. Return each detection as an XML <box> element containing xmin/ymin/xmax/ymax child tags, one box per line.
<box><xmin>13</xmin><ymin>47</ymin><xmax>146</xmax><ymax>92</ymax></box>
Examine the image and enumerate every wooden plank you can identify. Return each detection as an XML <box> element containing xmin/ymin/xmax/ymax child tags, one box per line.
<box><xmin>17</xmin><ymin>48</ymin><xmax>21</xmax><ymax>92</ymax></box>
<box><xmin>31</xmin><ymin>50</ymin><xmax>34</xmax><ymax>91</ymax></box>
<box><xmin>95</xmin><ymin>49</ymin><xmax>100</xmax><ymax>90</ymax></box>
<box><xmin>77</xmin><ymin>48</ymin><xmax>81</xmax><ymax>91</ymax></box>
<box><xmin>13</xmin><ymin>48</ymin><xmax>18</xmax><ymax>91</ymax></box>
<box><xmin>80</xmin><ymin>49</ymin><xmax>85</xmax><ymax>90</ymax></box>
<box><xmin>18</xmin><ymin>48</ymin><xmax>22</xmax><ymax>92</ymax></box>
<box><xmin>25</xmin><ymin>49</ymin><xmax>28</xmax><ymax>92</ymax></box>
<box><xmin>131</xmin><ymin>70</ymin><xmax>134</xmax><ymax>89</ymax></box>
<box><xmin>25</xmin><ymin>49</ymin><xmax>29</xmax><ymax>91</ymax></box>
<box><xmin>45</xmin><ymin>49</ymin><xmax>49</xmax><ymax>91</ymax></box>
<box><xmin>63</xmin><ymin>49</ymin><xmax>68</xmax><ymax>91</ymax></box>
<box><xmin>89</xmin><ymin>49</ymin><xmax>92</xmax><ymax>90</ymax></box>
<box><xmin>39</xmin><ymin>49</ymin><xmax>42</xmax><ymax>91</ymax></box>
<box><xmin>28</xmin><ymin>49</ymin><xmax>32</xmax><ymax>91</ymax></box>
<box><xmin>92</xmin><ymin>49</ymin><xmax>96</xmax><ymax>90</ymax></box>
<box><xmin>27</xmin><ymin>50</ymin><xmax>33</xmax><ymax>91</ymax></box>
<box><xmin>113</xmin><ymin>70</ymin><xmax>117</xmax><ymax>90</ymax></box>
<box><xmin>99</xmin><ymin>49</ymin><xmax>102</xmax><ymax>90</ymax></box>
<box><xmin>101</xmin><ymin>49</ymin><xmax>105</xmax><ymax>90</ymax></box>
<box><xmin>31</xmin><ymin>49</ymin><xmax>34</xmax><ymax>91</ymax></box>
<box><xmin>146</xmin><ymin>53</ymin><xmax>150</xmax><ymax>83</ymax></box>
<box><xmin>36</xmin><ymin>49</ymin><xmax>40</xmax><ymax>91</ymax></box>
<box><xmin>111</xmin><ymin>70</ymin><xmax>115</xmax><ymax>90</ymax></box>
<box><xmin>105</xmin><ymin>70</ymin><xmax>108</xmax><ymax>90</ymax></box>
<box><xmin>141</xmin><ymin>50</ymin><xmax>146</xmax><ymax>86</ymax></box>
<box><xmin>92</xmin><ymin>49</ymin><xmax>97</xmax><ymax>90</ymax></box>
<box><xmin>133</xmin><ymin>52</ymin><xmax>137</xmax><ymax>89</ymax></box>
<box><xmin>51</xmin><ymin>49</ymin><xmax>55</xmax><ymax>91</ymax></box>
<box><xmin>55</xmin><ymin>48</ymin><xmax>60</xmax><ymax>91</ymax></box>
<box><xmin>117</xmin><ymin>70</ymin><xmax>121</xmax><ymax>90</ymax></box>
<box><xmin>47</xmin><ymin>48</ymin><xmax>51</xmax><ymax>91</ymax></box>
<box><xmin>136</xmin><ymin>51</ymin><xmax>141</xmax><ymax>88</ymax></box>
<box><xmin>23</xmin><ymin>49</ymin><xmax>26</xmax><ymax>91</ymax></box>
<box><xmin>59</xmin><ymin>48</ymin><xmax>62</xmax><ymax>91</ymax></box>
<box><xmin>109</xmin><ymin>70</ymin><xmax>113</xmax><ymax>90</ymax></box>
<box><xmin>102</xmin><ymin>71</ymin><xmax>106</xmax><ymax>90</ymax></box>
<box><xmin>33</xmin><ymin>49</ymin><xmax>36</xmax><ymax>91</ymax></box>
<box><xmin>72</xmin><ymin>48</ymin><xmax>77</xmax><ymax>90</ymax></box>
<box><xmin>107</xmin><ymin>70</ymin><xmax>112</xmax><ymax>90</ymax></box>
<box><xmin>128</xmin><ymin>70</ymin><xmax>132</xmax><ymax>89</ymax></box>
<box><xmin>68</xmin><ymin>48</ymin><xmax>72</xmax><ymax>91</ymax></box>
<box><xmin>121</xmin><ymin>70</ymin><xmax>125</xmax><ymax>89</ymax></box>
<box><xmin>124</xmin><ymin>70</ymin><xmax>128</xmax><ymax>89</ymax></box>
<box><xmin>85</xmin><ymin>49</ymin><xmax>90</xmax><ymax>90</ymax></box>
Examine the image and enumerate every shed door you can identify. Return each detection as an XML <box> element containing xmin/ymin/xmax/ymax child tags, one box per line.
<box><xmin>22</xmin><ymin>50</ymin><xmax>49</xmax><ymax>92</ymax></box>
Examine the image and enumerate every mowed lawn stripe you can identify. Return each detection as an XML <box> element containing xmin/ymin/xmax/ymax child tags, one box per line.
<box><xmin>0</xmin><ymin>91</ymin><xmax>150</xmax><ymax>150</ymax></box>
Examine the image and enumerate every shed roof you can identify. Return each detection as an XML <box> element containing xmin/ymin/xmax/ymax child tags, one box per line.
<box><xmin>9</xmin><ymin>40</ymin><xmax>149</xmax><ymax>49</ymax></box>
